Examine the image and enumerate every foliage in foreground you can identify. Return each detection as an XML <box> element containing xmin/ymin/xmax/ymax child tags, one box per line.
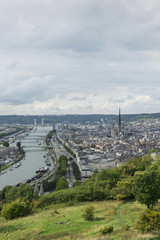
<box><xmin>99</xmin><ymin>225</ymin><xmax>113</xmax><ymax>235</ymax></box>
<box><xmin>1</xmin><ymin>200</ymin><xmax>158</xmax><ymax>240</ymax></box>
<box><xmin>1</xmin><ymin>199</ymin><xmax>32</xmax><ymax>219</ymax></box>
<box><xmin>82</xmin><ymin>205</ymin><xmax>95</xmax><ymax>221</ymax></box>
<box><xmin>132</xmin><ymin>170</ymin><xmax>160</xmax><ymax>209</ymax></box>
<box><xmin>0</xmin><ymin>184</ymin><xmax>34</xmax><ymax>203</ymax></box>
<box><xmin>38</xmin><ymin>153</ymin><xmax>158</xmax><ymax>208</ymax></box>
<box><xmin>136</xmin><ymin>209</ymin><xmax>160</xmax><ymax>233</ymax></box>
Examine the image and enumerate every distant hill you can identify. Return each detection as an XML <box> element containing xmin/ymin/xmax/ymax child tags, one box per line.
<box><xmin>0</xmin><ymin>113</ymin><xmax>159</xmax><ymax>125</ymax></box>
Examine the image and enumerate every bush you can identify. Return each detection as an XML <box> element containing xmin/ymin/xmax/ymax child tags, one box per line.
<box><xmin>1</xmin><ymin>199</ymin><xmax>32</xmax><ymax>219</ymax></box>
<box><xmin>116</xmin><ymin>194</ymin><xmax>126</xmax><ymax>200</ymax></box>
<box><xmin>136</xmin><ymin>209</ymin><xmax>160</xmax><ymax>233</ymax></box>
<box><xmin>99</xmin><ymin>225</ymin><xmax>113</xmax><ymax>235</ymax></box>
<box><xmin>82</xmin><ymin>205</ymin><xmax>94</xmax><ymax>221</ymax></box>
<box><xmin>31</xmin><ymin>199</ymin><xmax>42</xmax><ymax>210</ymax></box>
<box><xmin>0</xmin><ymin>202</ymin><xmax>3</xmax><ymax>213</ymax></box>
<box><xmin>122</xmin><ymin>224</ymin><xmax>130</xmax><ymax>231</ymax></box>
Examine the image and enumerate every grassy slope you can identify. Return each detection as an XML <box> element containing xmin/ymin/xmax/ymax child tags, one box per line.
<box><xmin>0</xmin><ymin>200</ymin><xmax>160</xmax><ymax>240</ymax></box>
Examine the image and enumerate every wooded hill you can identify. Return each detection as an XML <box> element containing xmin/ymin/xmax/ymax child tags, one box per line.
<box><xmin>0</xmin><ymin>112</ymin><xmax>160</xmax><ymax>124</ymax></box>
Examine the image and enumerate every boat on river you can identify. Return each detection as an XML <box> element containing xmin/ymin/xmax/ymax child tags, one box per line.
<box><xmin>0</xmin><ymin>170</ymin><xmax>7</xmax><ymax>175</ymax></box>
<box><xmin>45</xmin><ymin>157</ymin><xmax>51</xmax><ymax>166</ymax></box>
<box><xmin>15</xmin><ymin>162</ymin><xmax>22</xmax><ymax>168</ymax></box>
<box><xmin>36</xmin><ymin>167</ymin><xmax>49</xmax><ymax>174</ymax></box>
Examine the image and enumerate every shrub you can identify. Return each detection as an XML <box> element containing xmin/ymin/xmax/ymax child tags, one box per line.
<box><xmin>31</xmin><ymin>199</ymin><xmax>42</xmax><ymax>210</ymax></box>
<box><xmin>99</xmin><ymin>225</ymin><xmax>113</xmax><ymax>235</ymax></box>
<box><xmin>116</xmin><ymin>194</ymin><xmax>126</xmax><ymax>200</ymax></box>
<box><xmin>136</xmin><ymin>209</ymin><xmax>160</xmax><ymax>233</ymax></box>
<box><xmin>122</xmin><ymin>224</ymin><xmax>130</xmax><ymax>231</ymax></box>
<box><xmin>1</xmin><ymin>199</ymin><xmax>32</xmax><ymax>219</ymax></box>
<box><xmin>0</xmin><ymin>202</ymin><xmax>3</xmax><ymax>213</ymax></box>
<box><xmin>82</xmin><ymin>205</ymin><xmax>95</xmax><ymax>221</ymax></box>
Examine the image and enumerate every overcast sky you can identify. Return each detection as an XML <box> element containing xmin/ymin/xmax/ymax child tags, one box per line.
<box><xmin>0</xmin><ymin>0</ymin><xmax>160</xmax><ymax>115</ymax></box>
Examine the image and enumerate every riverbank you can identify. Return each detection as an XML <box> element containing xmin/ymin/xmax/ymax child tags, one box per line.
<box><xmin>0</xmin><ymin>147</ymin><xmax>25</xmax><ymax>173</ymax></box>
<box><xmin>0</xmin><ymin>126</ymin><xmax>53</xmax><ymax>190</ymax></box>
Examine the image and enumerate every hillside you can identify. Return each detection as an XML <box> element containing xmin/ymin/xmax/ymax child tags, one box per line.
<box><xmin>0</xmin><ymin>112</ymin><xmax>160</xmax><ymax>124</ymax></box>
<box><xmin>0</xmin><ymin>200</ymin><xmax>159</xmax><ymax>240</ymax></box>
<box><xmin>1</xmin><ymin>152</ymin><xmax>160</xmax><ymax>239</ymax></box>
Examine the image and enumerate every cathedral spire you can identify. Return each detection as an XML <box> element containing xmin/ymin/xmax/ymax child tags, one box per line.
<box><xmin>119</xmin><ymin>108</ymin><xmax>122</xmax><ymax>133</ymax></box>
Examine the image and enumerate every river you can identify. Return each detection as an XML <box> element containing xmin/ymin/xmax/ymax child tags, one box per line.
<box><xmin>0</xmin><ymin>126</ymin><xmax>53</xmax><ymax>190</ymax></box>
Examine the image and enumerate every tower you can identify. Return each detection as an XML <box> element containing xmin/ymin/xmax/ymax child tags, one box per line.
<box><xmin>119</xmin><ymin>108</ymin><xmax>122</xmax><ymax>133</ymax></box>
<box><xmin>111</xmin><ymin>122</ymin><xmax>115</xmax><ymax>138</ymax></box>
<box><xmin>41</xmin><ymin>118</ymin><xmax>44</xmax><ymax>126</ymax></box>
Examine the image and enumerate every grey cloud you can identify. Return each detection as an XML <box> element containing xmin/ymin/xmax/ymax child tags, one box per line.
<box><xmin>86</xmin><ymin>105</ymin><xmax>93</xmax><ymax>110</ymax></box>
<box><xmin>108</xmin><ymin>95</ymin><xmax>134</xmax><ymax>104</ymax></box>
<box><xmin>68</xmin><ymin>96</ymin><xmax>87</xmax><ymax>101</ymax></box>
<box><xmin>0</xmin><ymin>0</ymin><xmax>160</xmax><ymax>114</ymax></box>
<box><xmin>0</xmin><ymin>76</ymin><xmax>55</xmax><ymax>104</ymax></box>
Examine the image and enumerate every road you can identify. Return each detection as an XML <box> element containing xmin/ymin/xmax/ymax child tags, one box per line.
<box><xmin>51</xmin><ymin>138</ymin><xmax>76</xmax><ymax>186</ymax></box>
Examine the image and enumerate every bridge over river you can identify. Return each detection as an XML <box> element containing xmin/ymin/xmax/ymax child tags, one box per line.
<box><xmin>0</xmin><ymin>125</ymin><xmax>54</xmax><ymax>190</ymax></box>
<box><xmin>22</xmin><ymin>145</ymin><xmax>53</xmax><ymax>150</ymax></box>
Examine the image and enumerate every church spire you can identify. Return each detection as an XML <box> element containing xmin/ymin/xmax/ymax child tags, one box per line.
<box><xmin>119</xmin><ymin>108</ymin><xmax>122</xmax><ymax>133</ymax></box>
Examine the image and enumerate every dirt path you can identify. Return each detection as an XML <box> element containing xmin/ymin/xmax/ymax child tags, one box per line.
<box><xmin>115</xmin><ymin>201</ymin><xmax>135</xmax><ymax>227</ymax></box>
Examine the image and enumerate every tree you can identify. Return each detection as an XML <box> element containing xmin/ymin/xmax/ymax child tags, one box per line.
<box><xmin>0</xmin><ymin>185</ymin><xmax>12</xmax><ymax>201</ymax></box>
<box><xmin>3</xmin><ymin>141</ymin><xmax>9</xmax><ymax>147</ymax></box>
<box><xmin>5</xmin><ymin>184</ymin><xmax>34</xmax><ymax>202</ymax></box>
<box><xmin>16</xmin><ymin>141</ymin><xmax>21</xmax><ymax>151</ymax></box>
<box><xmin>132</xmin><ymin>170</ymin><xmax>160</xmax><ymax>209</ymax></box>
<box><xmin>56</xmin><ymin>177</ymin><xmax>68</xmax><ymax>191</ymax></box>
<box><xmin>73</xmin><ymin>180</ymin><xmax>81</xmax><ymax>187</ymax></box>
<box><xmin>72</xmin><ymin>162</ymin><xmax>81</xmax><ymax>180</ymax></box>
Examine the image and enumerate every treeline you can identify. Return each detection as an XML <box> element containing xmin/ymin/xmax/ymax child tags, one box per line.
<box><xmin>38</xmin><ymin>153</ymin><xmax>158</xmax><ymax>207</ymax></box>
<box><xmin>0</xmin><ymin>114</ymin><xmax>114</xmax><ymax>124</ymax></box>
<box><xmin>56</xmin><ymin>136</ymin><xmax>62</xmax><ymax>144</ymax></box>
<box><xmin>45</xmin><ymin>129</ymin><xmax>56</xmax><ymax>145</ymax></box>
<box><xmin>63</xmin><ymin>143</ymin><xmax>76</xmax><ymax>158</ymax></box>
<box><xmin>42</xmin><ymin>155</ymin><xmax>68</xmax><ymax>192</ymax></box>
<box><xmin>0</xmin><ymin>113</ymin><xmax>160</xmax><ymax>124</ymax></box>
<box><xmin>72</xmin><ymin>162</ymin><xmax>81</xmax><ymax>180</ymax></box>
<box><xmin>0</xmin><ymin>127</ymin><xmax>24</xmax><ymax>140</ymax></box>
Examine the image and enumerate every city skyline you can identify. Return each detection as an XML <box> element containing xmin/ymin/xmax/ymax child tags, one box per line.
<box><xmin>0</xmin><ymin>0</ymin><xmax>160</xmax><ymax>115</ymax></box>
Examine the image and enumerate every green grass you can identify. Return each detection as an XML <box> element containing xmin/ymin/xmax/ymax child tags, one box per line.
<box><xmin>0</xmin><ymin>164</ymin><xmax>9</xmax><ymax>171</ymax></box>
<box><xmin>0</xmin><ymin>200</ymin><xmax>160</xmax><ymax>240</ymax></box>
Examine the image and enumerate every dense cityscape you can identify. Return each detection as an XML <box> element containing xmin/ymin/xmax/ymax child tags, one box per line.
<box><xmin>0</xmin><ymin>111</ymin><xmax>160</xmax><ymax>188</ymax></box>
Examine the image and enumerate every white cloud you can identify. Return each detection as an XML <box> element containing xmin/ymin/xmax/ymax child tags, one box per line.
<box><xmin>0</xmin><ymin>0</ymin><xmax>160</xmax><ymax>114</ymax></box>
